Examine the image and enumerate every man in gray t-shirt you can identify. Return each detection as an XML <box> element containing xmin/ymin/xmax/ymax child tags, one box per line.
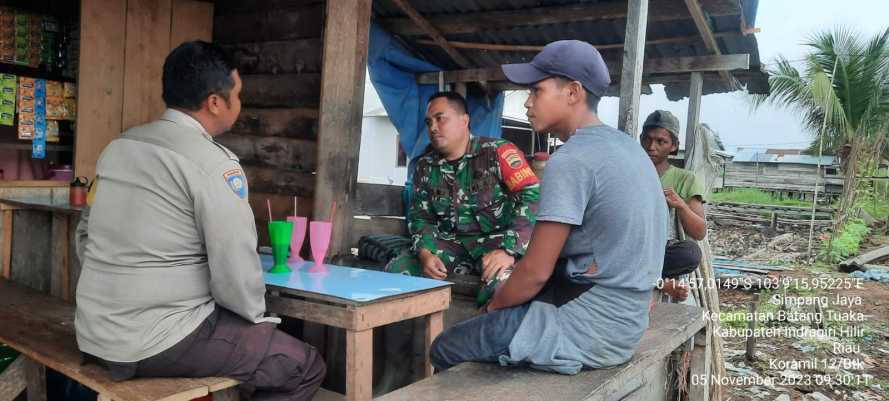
<box><xmin>429</xmin><ymin>40</ymin><xmax>668</xmax><ymax>374</ymax></box>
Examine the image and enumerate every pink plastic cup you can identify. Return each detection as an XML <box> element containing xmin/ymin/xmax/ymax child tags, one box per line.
<box><xmin>309</xmin><ymin>221</ymin><xmax>332</xmax><ymax>271</ymax></box>
<box><xmin>287</xmin><ymin>216</ymin><xmax>308</xmax><ymax>263</ymax></box>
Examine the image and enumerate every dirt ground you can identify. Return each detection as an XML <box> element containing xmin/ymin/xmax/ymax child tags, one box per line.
<box><xmin>708</xmin><ymin>224</ymin><xmax>889</xmax><ymax>401</ymax></box>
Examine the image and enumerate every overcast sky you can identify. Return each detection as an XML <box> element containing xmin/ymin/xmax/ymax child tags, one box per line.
<box><xmin>502</xmin><ymin>0</ymin><xmax>889</xmax><ymax>153</ymax></box>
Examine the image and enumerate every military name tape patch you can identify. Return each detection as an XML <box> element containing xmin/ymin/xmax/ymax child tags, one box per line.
<box><xmin>223</xmin><ymin>169</ymin><xmax>248</xmax><ymax>199</ymax></box>
<box><xmin>496</xmin><ymin>143</ymin><xmax>539</xmax><ymax>192</ymax></box>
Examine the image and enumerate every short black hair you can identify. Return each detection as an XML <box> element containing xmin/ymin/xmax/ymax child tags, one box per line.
<box><xmin>427</xmin><ymin>91</ymin><xmax>468</xmax><ymax>115</ymax></box>
<box><xmin>553</xmin><ymin>76</ymin><xmax>600</xmax><ymax>113</ymax></box>
<box><xmin>162</xmin><ymin>41</ymin><xmax>237</xmax><ymax>111</ymax></box>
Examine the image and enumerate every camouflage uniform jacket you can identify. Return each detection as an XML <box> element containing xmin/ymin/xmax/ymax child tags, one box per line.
<box><xmin>409</xmin><ymin>135</ymin><xmax>540</xmax><ymax>257</ymax></box>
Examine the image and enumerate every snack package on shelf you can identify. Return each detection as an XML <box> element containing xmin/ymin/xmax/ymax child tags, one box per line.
<box><xmin>17</xmin><ymin>111</ymin><xmax>33</xmax><ymax>139</ymax></box>
<box><xmin>0</xmin><ymin>73</ymin><xmax>14</xmax><ymax>125</ymax></box>
<box><xmin>0</xmin><ymin>8</ymin><xmax>13</xmax><ymax>63</ymax></box>
<box><xmin>17</xmin><ymin>76</ymin><xmax>34</xmax><ymax>138</ymax></box>
<box><xmin>46</xmin><ymin>119</ymin><xmax>58</xmax><ymax>142</ymax></box>
<box><xmin>45</xmin><ymin>79</ymin><xmax>64</xmax><ymax>119</ymax></box>
<box><xmin>63</xmin><ymin>81</ymin><xmax>76</xmax><ymax>98</ymax></box>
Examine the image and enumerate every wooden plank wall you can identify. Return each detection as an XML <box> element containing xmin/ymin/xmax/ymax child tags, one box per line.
<box><xmin>724</xmin><ymin>162</ymin><xmax>844</xmax><ymax>193</ymax></box>
<box><xmin>213</xmin><ymin>0</ymin><xmax>324</xmax><ymax>246</ymax></box>
<box><xmin>75</xmin><ymin>0</ymin><xmax>127</xmax><ymax>181</ymax></box>
<box><xmin>75</xmin><ymin>0</ymin><xmax>214</xmax><ymax>180</ymax></box>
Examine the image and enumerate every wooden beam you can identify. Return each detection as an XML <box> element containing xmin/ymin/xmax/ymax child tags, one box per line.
<box><xmin>315</xmin><ymin>0</ymin><xmax>372</xmax><ymax>258</ymax></box>
<box><xmin>388</xmin><ymin>0</ymin><xmax>491</xmax><ymax>94</ymax></box>
<box><xmin>684</xmin><ymin>0</ymin><xmax>736</xmax><ymax>87</ymax></box>
<box><xmin>617</xmin><ymin>0</ymin><xmax>649</xmax><ymax>137</ymax></box>
<box><xmin>685</xmin><ymin>72</ymin><xmax>704</xmax><ymax>162</ymax></box>
<box><xmin>415</xmin><ymin>55</ymin><xmax>749</xmax><ymax>84</ymax></box>
<box><xmin>0</xmin><ymin>355</ymin><xmax>26</xmax><ymax>401</ymax></box>
<box><xmin>645</xmin><ymin>54</ymin><xmax>748</xmax><ymax>75</ymax></box>
<box><xmin>412</xmin><ymin>32</ymin><xmax>741</xmax><ymax>53</ymax></box>
<box><xmin>380</xmin><ymin>2</ymin><xmax>739</xmax><ymax>37</ymax></box>
<box><xmin>389</xmin><ymin>0</ymin><xmax>472</xmax><ymax>68</ymax></box>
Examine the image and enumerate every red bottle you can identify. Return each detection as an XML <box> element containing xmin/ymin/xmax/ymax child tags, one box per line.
<box><xmin>69</xmin><ymin>177</ymin><xmax>88</xmax><ymax>207</ymax></box>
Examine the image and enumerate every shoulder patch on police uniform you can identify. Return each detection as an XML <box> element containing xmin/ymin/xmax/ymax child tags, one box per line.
<box><xmin>223</xmin><ymin>168</ymin><xmax>248</xmax><ymax>199</ymax></box>
<box><xmin>496</xmin><ymin>143</ymin><xmax>538</xmax><ymax>192</ymax></box>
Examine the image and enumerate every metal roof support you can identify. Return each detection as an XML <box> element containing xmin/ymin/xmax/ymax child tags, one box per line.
<box><xmin>617</xmin><ymin>0</ymin><xmax>649</xmax><ymax>138</ymax></box>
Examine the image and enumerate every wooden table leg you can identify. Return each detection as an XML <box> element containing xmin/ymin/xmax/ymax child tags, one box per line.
<box><xmin>50</xmin><ymin>214</ymin><xmax>71</xmax><ymax>301</ymax></box>
<box><xmin>345</xmin><ymin>329</ymin><xmax>372</xmax><ymax>401</ymax></box>
<box><xmin>23</xmin><ymin>358</ymin><xmax>46</xmax><ymax>401</ymax></box>
<box><xmin>424</xmin><ymin>311</ymin><xmax>444</xmax><ymax>377</ymax></box>
<box><xmin>2</xmin><ymin>209</ymin><xmax>12</xmax><ymax>279</ymax></box>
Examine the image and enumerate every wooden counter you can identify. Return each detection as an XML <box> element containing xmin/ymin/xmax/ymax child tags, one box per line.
<box><xmin>0</xmin><ymin>194</ymin><xmax>81</xmax><ymax>302</ymax></box>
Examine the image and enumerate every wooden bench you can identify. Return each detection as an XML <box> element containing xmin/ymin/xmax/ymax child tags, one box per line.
<box><xmin>0</xmin><ymin>279</ymin><xmax>243</xmax><ymax>401</ymax></box>
<box><xmin>375</xmin><ymin>303</ymin><xmax>708</xmax><ymax>401</ymax></box>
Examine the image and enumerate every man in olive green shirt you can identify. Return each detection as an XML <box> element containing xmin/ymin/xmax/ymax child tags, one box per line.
<box><xmin>641</xmin><ymin>110</ymin><xmax>706</xmax><ymax>301</ymax></box>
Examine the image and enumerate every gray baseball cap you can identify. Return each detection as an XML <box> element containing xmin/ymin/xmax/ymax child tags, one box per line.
<box><xmin>501</xmin><ymin>40</ymin><xmax>611</xmax><ymax>97</ymax></box>
<box><xmin>643</xmin><ymin>110</ymin><xmax>680</xmax><ymax>137</ymax></box>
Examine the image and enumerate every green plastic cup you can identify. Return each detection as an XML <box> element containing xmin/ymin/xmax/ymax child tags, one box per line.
<box><xmin>268</xmin><ymin>220</ymin><xmax>294</xmax><ymax>273</ymax></box>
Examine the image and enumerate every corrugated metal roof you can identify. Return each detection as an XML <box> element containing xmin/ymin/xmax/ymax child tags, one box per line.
<box><xmin>732</xmin><ymin>151</ymin><xmax>836</xmax><ymax>165</ymax></box>
<box><xmin>373</xmin><ymin>0</ymin><xmax>768</xmax><ymax>100</ymax></box>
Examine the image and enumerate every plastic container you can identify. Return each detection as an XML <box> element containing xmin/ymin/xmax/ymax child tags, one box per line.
<box><xmin>268</xmin><ymin>220</ymin><xmax>294</xmax><ymax>273</ymax></box>
<box><xmin>309</xmin><ymin>221</ymin><xmax>332</xmax><ymax>271</ymax></box>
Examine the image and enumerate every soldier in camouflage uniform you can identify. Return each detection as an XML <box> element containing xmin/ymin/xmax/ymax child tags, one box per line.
<box><xmin>385</xmin><ymin>92</ymin><xmax>540</xmax><ymax>292</ymax></box>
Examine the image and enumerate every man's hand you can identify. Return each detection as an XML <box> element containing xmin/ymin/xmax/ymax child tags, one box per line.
<box><xmin>663</xmin><ymin>188</ymin><xmax>686</xmax><ymax>210</ymax></box>
<box><xmin>419</xmin><ymin>249</ymin><xmax>448</xmax><ymax>279</ymax></box>
<box><xmin>481</xmin><ymin>249</ymin><xmax>514</xmax><ymax>283</ymax></box>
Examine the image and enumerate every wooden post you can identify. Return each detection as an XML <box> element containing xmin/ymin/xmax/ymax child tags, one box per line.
<box><xmin>23</xmin><ymin>359</ymin><xmax>45</xmax><ymax>401</ymax></box>
<box><xmin>685</xmin><ymin>72</ymin><xmax>703</xmax><ymax>160</ymax></box>
<box><xmin>745</xmin><ymin>293</ymin><xmax>759</xmax><ymax>361</ymax></box>
<box><xmin>1</xmin><ymin>208</ymin><xmax>12</xmax><ymax>279</ymax></box>
<box><xmin>314</xmin><ymin>0</ymin><xmax>373</xmax><ymax>259</ymax></box>
<box><xmin>50</xmin><ymin>214</ymin><xmax>71</xmax><ymax>301</ymax></box>
<box><xmin>616</xmin><ymin>0</ymin><xmax>648</xmax><ymax>138</ymax></box>
<box><xmin>688</xmin><ymin>329</ymin><xmax>710</xmax><ymax>401</ymax></box>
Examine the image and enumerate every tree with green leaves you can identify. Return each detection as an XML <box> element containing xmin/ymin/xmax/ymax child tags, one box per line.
<box><xmin>752</xmin><ymin>27</ymin><xmax>889</xmax><ymax>224</ymax></box>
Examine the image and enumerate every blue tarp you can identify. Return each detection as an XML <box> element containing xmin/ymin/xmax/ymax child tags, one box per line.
<box><xmin>367</xmin><ymin>22</ymin><xmax>504</xmax><ymax>172</ymax></box>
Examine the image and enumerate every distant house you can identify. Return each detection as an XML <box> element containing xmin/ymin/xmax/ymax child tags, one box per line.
<box><xmin>723</xmin><ymin>150</ymin><xmax>843</xmax><ymax>198</ymax></box>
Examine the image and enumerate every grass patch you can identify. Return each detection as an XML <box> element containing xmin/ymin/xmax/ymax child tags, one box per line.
<box><xmin>820</xmin><ymin>218</ymin><xmax>870</xmax><ymax>263</ymax></box>
<box><xmin>719</xmin><ymin>306</ymin><xmax>753</xmax><ymax>330</ymax></box>
<box><xmin>711</xmin><ymin>187</ymin><xmax>813</xmax><ymax>207</ymax></box>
